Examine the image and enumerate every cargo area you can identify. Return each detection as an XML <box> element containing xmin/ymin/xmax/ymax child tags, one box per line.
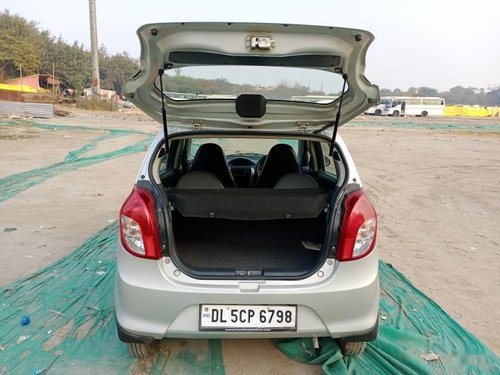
<box><xmin>173</xmin><ymin>214</ymin><xmax>325</xmax><ymax>274</ymax></box>
<box><xmin>167</xmin><ymin>186</ymin><xmax>330</xmax><ymax>276</ymax></box>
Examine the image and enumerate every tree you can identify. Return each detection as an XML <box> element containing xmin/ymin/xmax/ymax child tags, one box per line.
<box><xmin>417</xmin><ymin>87</ymin><xmax>440</xmax><ymax>97</ymax></box>
<box><xmin>0</xmin><ymin>11</ymin><xmax>41</xmax><ymax>80</ymax></box>
<box><xmin>99</xmin><ymin>48</ymin><xmax>139</xmax><ymax>93</ymax></box>
<box><xmin>484</xmin><ymin>89</ymin><xmax>500</xmax><ymax>107</ymax></box>
<box><xmin>444</xmin><ymin>86</ymin><xmax>476</xmax><ymax>105</ymax></box>
<box><xmin>406</xmin><ymin>87</ymin><xmax>418</xmax><ymax>96</ymax></box>
<box><xmin>0</xmin><ymin>11</ymin><xmax>139</xmax><ymax>93</ymax></box>
<box><xmin>380</xmin><ymin>88</ymin><xmax>392</xmax><ymax>96</ymax></box>
<box><xmin>44</xmin><ymin>38</ymin><xmax>91</xmax><ymax>92</ymax></box>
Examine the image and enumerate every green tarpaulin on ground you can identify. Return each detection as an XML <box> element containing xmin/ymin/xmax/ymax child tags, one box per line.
<box><xmin>0</xmin><ymin>223</ymin><xmax>498</xmax><ymax>374</ymax></box>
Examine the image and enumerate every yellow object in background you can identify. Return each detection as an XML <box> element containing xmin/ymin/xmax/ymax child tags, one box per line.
<box><xmin>444</xmin><ymin>106</ymin><xmax>500</xmax><ymax>117</ymax></box>
<box><xmin>0</xmin><ymin>83</ymin><xmax>39</xmax><ymax>93</ymax></box>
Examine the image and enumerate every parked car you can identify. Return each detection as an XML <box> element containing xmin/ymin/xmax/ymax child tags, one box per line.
<box><xmin>115</xmin><ymin>22</ymin><xmax>380</xmax><ymax>358</ymax></box>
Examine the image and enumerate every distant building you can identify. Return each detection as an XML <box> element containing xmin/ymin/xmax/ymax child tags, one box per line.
<box><xmin>0</xmin><ymin>74</ymin><xmax>60</xmax><ymax>118</ymax></box>
<box><xmin>5</xmin><ymin>74</ymin><xmax>61</xmax><ymax>94</ymax></box>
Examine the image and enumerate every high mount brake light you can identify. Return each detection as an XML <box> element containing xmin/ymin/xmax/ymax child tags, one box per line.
<box><xmin>336</xmin><ymin>190</ymin><xmax>377</xmax><ymax>261</ymax></box>
<box><xmin>119</xmin><ymin>187</ymin><xmax>162</xmax><ymax>259</ymax></box>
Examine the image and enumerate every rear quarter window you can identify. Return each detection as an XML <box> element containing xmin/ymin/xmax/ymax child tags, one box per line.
<box><xmin>320</xmin><ymin>143</ymin><xmax>338</xmax><ymax>177</ymax></box>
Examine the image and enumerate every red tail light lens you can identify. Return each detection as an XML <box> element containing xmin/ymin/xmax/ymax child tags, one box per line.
<box><xmin>119</xmin><ymin>186</ymin><xmax>162</xmax><ymax>259</ymax></box>
<box><xmin>336</xmin><ymin>190</ymin><xmax>377</xmax><ymax>261</ymax></box>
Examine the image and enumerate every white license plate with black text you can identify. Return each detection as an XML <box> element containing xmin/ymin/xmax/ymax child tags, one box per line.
<box><xmin>199</xmin><ymin>304</ymin><xmax>297</xmax><ymax>332</ymax></box>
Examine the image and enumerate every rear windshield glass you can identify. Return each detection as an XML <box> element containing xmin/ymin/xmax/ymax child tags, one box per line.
<box><xmin>160</xmin><ymin>66</ymin><xmax>345</xmax><ymax>103</ymax></box>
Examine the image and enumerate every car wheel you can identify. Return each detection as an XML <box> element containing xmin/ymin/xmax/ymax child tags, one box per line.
<box><xmin>374</xmin><ymin>109</ymin><xmax>382</xmax><ymax>116</ymax></box>
<box><xmin>421</xmin><ymin>111</ymin><xmax>428</xmax><ymax>117</ymax></box>
<box><xmin>338</xmin><ymin>340</ymin><xmax>367</xmax><ymax>357</ymax></box>
<box><xmin>127</xmin><ymin>342</ymin><xmax>151</xmax><ymax>358</ymax></box>
<box><xmin>392</xmin><ymin>110</ymin><xmax>400</xmax><ymax>117</ymax></box>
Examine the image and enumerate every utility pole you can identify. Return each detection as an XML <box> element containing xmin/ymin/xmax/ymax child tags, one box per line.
<box><xmin>89</xmin><ymin>0</ymin><xmax>100</xmax><ymax>97</ymax></box>
<box><xmin>52</xmin><ymin>62</ymin><xmax>55</xmax><ymax>93</ymax></box>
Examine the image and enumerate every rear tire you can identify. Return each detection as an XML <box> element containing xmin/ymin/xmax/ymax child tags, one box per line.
<box><xmin>127</xmin><ymin>342</ymin><xmax>150</xmax><ymax>358</ymax></box>
<box><xmin>392</xmin><ymin>110</ymin><xmax>400</xmax><ymax>117</ymax></box>
<box><xmin>339</xmin><ymin>340</ymin><xmax>367</xmax><ymax>357</ymax></box>
<box><xmin>421</xmin><ymin>111</ymin><xmax>428</xmax><ymax>117</ymax></box>
<box><xmin>374</xmin><ymin>109</ymin><xmax>382</xmax><ymax>116</ymax></box>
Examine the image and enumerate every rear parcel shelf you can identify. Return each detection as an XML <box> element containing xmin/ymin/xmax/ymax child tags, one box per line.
<box><xmin>166</xmin><ymin>188</ymin><xmax>329</xmax><ymax>220</ymax></box>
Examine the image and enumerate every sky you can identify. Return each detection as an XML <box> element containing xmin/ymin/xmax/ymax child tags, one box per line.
<box><xmin>1</xmin><ymin>0</ymin><xmax>499</xmax><ymax>91</ymax></box>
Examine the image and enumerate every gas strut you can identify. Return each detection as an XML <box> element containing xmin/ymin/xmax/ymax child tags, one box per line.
<box><xmin>157</xmin><ymin>68</ymin><xmax>169</xmax><ymax>154</ymax></box>
<box><xmin>329</xmin><ymin>72</ymin><xmax>348</xmax><ymax>156</ymax></box>
<box><xmin>313</xmin><ymin>72</ymin><xmax>348</xmax><ymax>155</ymax></box>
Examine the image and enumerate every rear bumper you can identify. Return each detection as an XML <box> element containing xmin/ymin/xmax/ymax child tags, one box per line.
<box><xmin>115</xmin><ymin>244</ymin><xmax>379</xmax><ymax>341</ymax></box>
<box><xmin>116</xmin><ymin>314</ymin><xmax>378</xmax><ymax>344</ymax></box>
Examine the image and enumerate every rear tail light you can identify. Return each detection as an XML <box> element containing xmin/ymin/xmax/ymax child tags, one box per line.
<box><xmin>336</xmin><ymin>189</ymin><xmax>377</xmax><ymax>261</ymax></box>
<box><xmin>119</xmin><ymin>186</ymin><xmax>162</xmax><ymax>259</ymax></box>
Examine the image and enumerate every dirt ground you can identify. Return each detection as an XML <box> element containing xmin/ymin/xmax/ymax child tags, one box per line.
<box><xmin>341</xmin><ymin>116</ymin><xmax>500</xmax><ymax>356</ymax></box>
<box><xmin>1</xmin><ymin>108</ymin><xmax>499</xmax><ymax>371</ymax></box>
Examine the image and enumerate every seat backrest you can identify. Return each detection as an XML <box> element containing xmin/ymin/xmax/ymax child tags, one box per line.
<box><xmin>190</xmin><ymin>143</ymin><xmax>236</xmax><ymax>187</ymax></box>
<box><xmin>255</xmin><ymin>144</ymin><xmax>301</xmax><ymax>188</ymax></box>
<box><xmin>175</xmin><ymin>171</ymin><xmax>224</xmax><ymax>189</ymax></box>
<box><xmin>274</xmin><ymin>173</ymin><xmax>320</xmax><ymax>189</ymax></box>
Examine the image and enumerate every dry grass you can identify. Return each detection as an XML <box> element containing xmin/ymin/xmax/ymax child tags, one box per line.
<box><xmin>76</xmin><ymin>97</ymin><xmax>116</xmax><ymax>111</ymax></box>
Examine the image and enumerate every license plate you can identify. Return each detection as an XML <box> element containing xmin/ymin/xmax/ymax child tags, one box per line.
<box><xmin>199</xmin><ymin>304</ymin><xmax>297</xmax><ymax>332</ymax></box>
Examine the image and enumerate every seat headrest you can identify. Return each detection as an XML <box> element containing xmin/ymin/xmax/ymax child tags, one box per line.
<box><xmin>176</xmin><ymin>172</ymin><xmax>224</xmax><ymax>189</ymax></box>
<box><xmin>256</xmin><ymin>143</ymin><xmax>301</xmax><ymax>188</ymax></box>
<box><xmin>274</xmin><ymin>173</ymin><xmax>320</xmax><ymax>189</ymax></box>
<box><xmin>190</xmin><ymin>143</ymin><xmax>236</xmax><ymax>187</ymax></box>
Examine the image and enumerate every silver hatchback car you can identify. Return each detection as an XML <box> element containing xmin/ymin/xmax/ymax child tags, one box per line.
<box><xmin>115</xmin><ymin>22</ymin><xmax>380</xmax><ymax>358</ymax></box>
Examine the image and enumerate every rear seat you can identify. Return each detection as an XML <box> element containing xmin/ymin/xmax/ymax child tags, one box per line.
<box><xmin>168</xmin><ymin>172</ymin><xmax>327</xmax><ymax>220</ymax></box>
<box><xmin>176</xmin><ymin>171</ymin><xmax>223</xmax><ymax>189</ymax></box>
